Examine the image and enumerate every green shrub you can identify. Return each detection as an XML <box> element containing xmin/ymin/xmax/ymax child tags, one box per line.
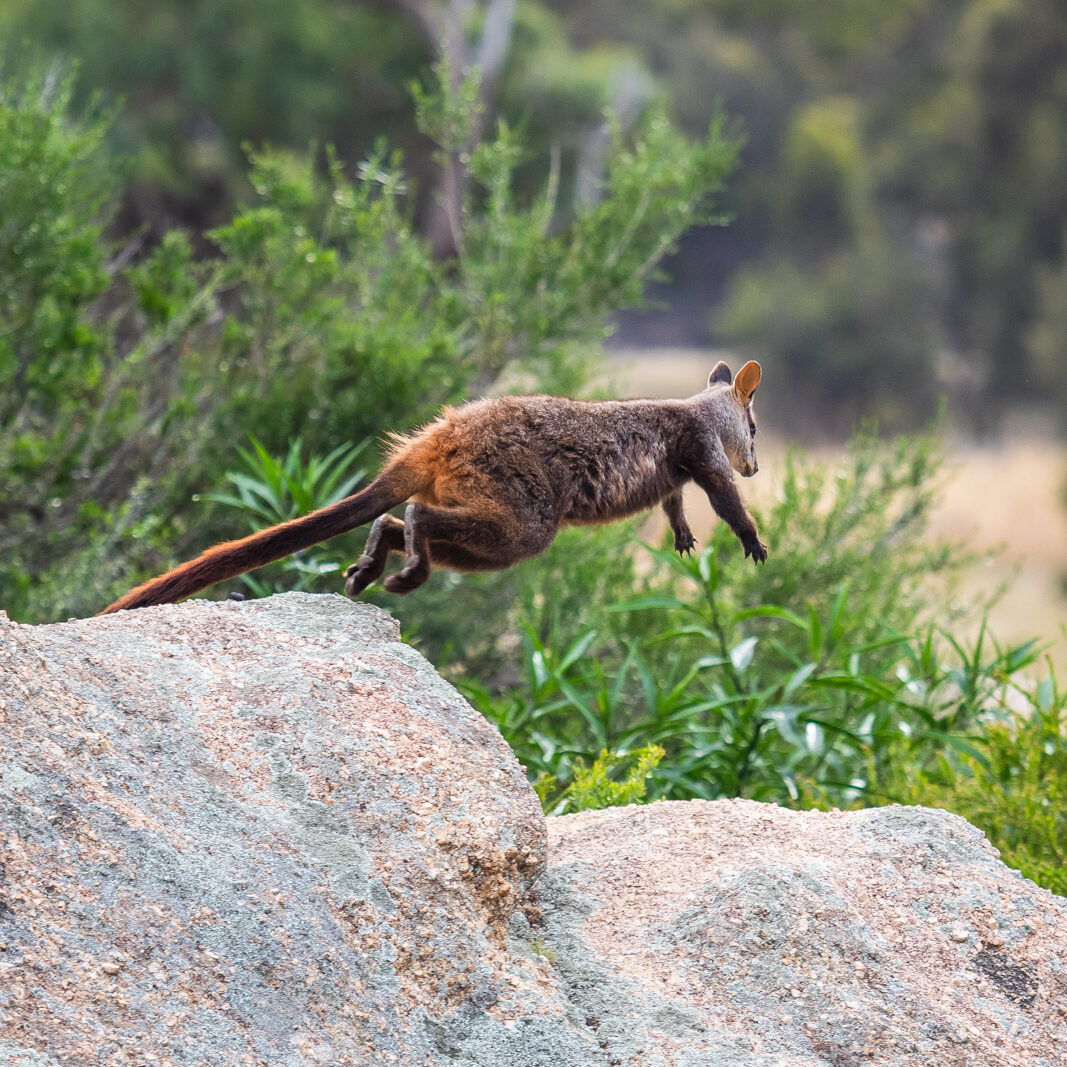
<box><xmin>457</xmin><ymin>429</ymin><xmax>1067</xmax><ymax>893</ymax></box>
<box><xmin>196</xmin><ymin>63</ymin><xmax>739</xmax><ymax>464</ymax></box>
<box><xmin>183</xmin><ymin>423</ymin><xmax>1066</xmax><ymax>894</ymax></box>
<box><xmin>0</xmin><ymin>71</ymin><xmax>162</xmax><ymax>621</ymax></box>
<box><xmin>0</xmin><ymin>62</ymin><xmax>740</xmax><ymax>621</ymax></box>
<box><xmin>460</xmin><ymin>430</ymin><xmax>966</xmax><ymax>798</ymax></box>
<box><xmin>537</xmin><ymin>745</ymin><xmax>665</xmax><ymax>815</ymax></box>
<box><xmin>198</xmin><ymin>435</ymin><xmax>370</xmax><ymax>598</ymax></box>
<box><xmin>878</xmin><ymin>652</ymin><xmax>1067</xmax><ymax>895</ymax></box>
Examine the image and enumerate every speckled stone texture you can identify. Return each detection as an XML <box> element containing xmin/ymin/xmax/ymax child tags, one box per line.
<box><xmin>541</xmin><ymin>801</ymin><xmax>1067</xmax><ymax>1067</ymax></box>
<box><xmin>0</xmin><ymin>594</ymin><xmax>580</xmax><ymax>1066</ymax></box>
<box><xmin>1</xmin><ymin>594</ymin><xmax>1065</xmax><ymax>1067</ymax></box>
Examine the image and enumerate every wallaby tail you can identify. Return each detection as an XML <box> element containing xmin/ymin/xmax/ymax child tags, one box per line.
<box><xmin>99</xmin><ymin>468</ymin><xmax>414</xmax><ymax>614</ymax></box>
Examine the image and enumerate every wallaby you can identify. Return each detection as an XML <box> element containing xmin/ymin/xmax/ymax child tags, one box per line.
<box><xmin>99</xmin><ymin>360</ymin><xmax>766</xmax><ymax>614</ymax></box>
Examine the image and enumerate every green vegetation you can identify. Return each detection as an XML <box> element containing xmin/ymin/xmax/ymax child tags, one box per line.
<box><xmin>1</xmin><ymin>41</ymin><xmax>1064</xmax><ymax>899</ymax></box>
<box><xmin>882</xmin><ymin>648</ymin><xmax>1067</xmax><ymax>896</ymax></box>
<box><xmin>199</xmin><ymin>435</ymin><xmax>371</xmax><ymax>598</ymax></box>
<box><xmin>3</xmin><ymin>0</ymin><xmax>1066</xmax><ymax>429</ymax></box>
<box><xmin>458</xmin><ymin>439</ymin><xmax>1067</xmax><ymax>892</ymax></box>
<box><xmin>205</xmin><ymin>427</ymin><xmax>1066</xmax><ymax>892</ymax></box>
<box><xmin>537</xmin><ymin>745</ymin><xmax>665</xmax><ymax>815</ymax></box>
<box><xmin>0</xmin><ymin>62</ymin><xmax>737</xmax><ymax>621</ymax></box>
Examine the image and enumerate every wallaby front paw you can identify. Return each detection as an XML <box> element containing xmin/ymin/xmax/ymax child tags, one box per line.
<box><xmin>674</xmin><ymin>530</ymin><xmax>697</xmax><ymax>556</ymax></box>
<box><xmin>743</xmin><ymin>536</ymin><xmax>768</xmax><ymax>565</ymax></box>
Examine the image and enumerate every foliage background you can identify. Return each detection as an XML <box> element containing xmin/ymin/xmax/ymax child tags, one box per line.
<box><xmin>0</xmin><ymin>0</ymin><xmax>1065</xmax><ymax>894</ymax></box>
<box><xmin>4</xmin><ymin>0</ymin><xmax>1066</xmax><ymax>433</ymax></box>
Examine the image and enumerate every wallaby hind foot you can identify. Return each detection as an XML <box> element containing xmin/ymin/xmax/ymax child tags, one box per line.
<box><xmin>345</xmin><ymin>514</ymin><xmax>405</xmax><ymax>596</ymax></box>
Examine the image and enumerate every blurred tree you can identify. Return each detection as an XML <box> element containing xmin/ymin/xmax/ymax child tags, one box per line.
<box><xmin>0</xmin><ymin>0</ymin><xmax>651</xmax><ymax>242</ymax></box>
<box><xmin>363</xmin><ymin>0</ymin><xmax>519</xmax><ymax>256</ymax></box>
<box><xmin>714</xmin><ymin>0</ymin><xmax>1067</xmax><ymax>428</ymax></box>
<box><xmin>552</xmin><ymin>0</ymin><xmax>1067</xmax><ymax>432</ymax></box>
<box><xmin>0</xmin><ymin>0</ymin><xmax>430</xmax><ymax>230</ymax></box>
<box><xmin>872</xmin><ymin>0</ymin><xmax>1067</xmax><ymax>419</ymax></box>
<box><xmin>4</xmin><ymin>0</ymin><xmax>1066</xmax><ymax>429</ymax></box>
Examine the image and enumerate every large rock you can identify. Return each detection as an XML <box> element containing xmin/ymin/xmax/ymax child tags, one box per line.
<box><xmin>542</xmin><ymin>802</ymin><xmax>1067</xmax><ymax>1066</ymax></box>
<box><xmin>0</xmin><ymin>594</ymin><xmax>1064</xmax><ymax>1066</ymax></box>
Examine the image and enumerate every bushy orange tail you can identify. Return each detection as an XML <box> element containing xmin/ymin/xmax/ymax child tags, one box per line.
<box><xmin>99</xmin><ymin>470</ymin><xmax>414</xmax><ymax>614</ymax></box>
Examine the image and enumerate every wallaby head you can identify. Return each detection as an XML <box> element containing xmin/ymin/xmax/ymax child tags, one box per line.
<box><xmin>707</xmin><ymin>359</ymin><xmax>762</xmax><ymax>478</ymax></box>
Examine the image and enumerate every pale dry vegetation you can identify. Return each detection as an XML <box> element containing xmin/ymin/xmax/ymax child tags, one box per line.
<box><xmin>609</xmin><ymin>349</ymin><xmax>1067</xmax><ymax>672</ymax></box>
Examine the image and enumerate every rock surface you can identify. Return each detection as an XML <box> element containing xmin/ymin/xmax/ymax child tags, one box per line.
<box><xmin>543</xmin><ymin>801</ymin><xmax>1067</xmax><ymax>1067</ymax></box>
<box><xmin>0</xmin><ymin>593</ymin><xmax>1064</xmax><ymax>1066</ymax></box>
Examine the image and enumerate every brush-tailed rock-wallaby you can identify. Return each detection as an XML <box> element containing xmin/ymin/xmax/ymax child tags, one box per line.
<box><xmin>100</xmin><ymin>361</ymin><xmax>767</xmax><ymax>614</ymax></box>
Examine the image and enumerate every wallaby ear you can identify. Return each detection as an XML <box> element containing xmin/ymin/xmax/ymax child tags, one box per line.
<box><xmin>708</xmin><ymin>361</ymin><xmax>733</xmax><ymax>387</ymax></box>
<box><xmin>732</xmin><ymin>361</ymin><xmax>762</xmax><ymax>404</ymax></box>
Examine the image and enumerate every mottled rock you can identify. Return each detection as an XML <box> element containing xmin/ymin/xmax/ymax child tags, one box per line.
<box><xmin>540</xmin><ymin>800</ymin><xmax>1067</xmax><ymax>1066</ymax></box>
<box><xmin>1</xmin><ymin>594</ymin><xmax>1065</xmax><ymax>1067</ymax></box>
<box><xmin>0</xmin><ymin>595</ymin><xmax>577</xmax><ymax>1066</ymax></box>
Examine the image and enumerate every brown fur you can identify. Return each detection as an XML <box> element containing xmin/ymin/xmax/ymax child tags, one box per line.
<box><xmin>99</xmin><ymin>362</ymin><xmax>766</xmax><ymax>613</ymax></box>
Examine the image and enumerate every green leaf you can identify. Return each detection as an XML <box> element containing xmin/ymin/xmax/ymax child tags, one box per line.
<box><xmin>729</xmin><ymin>635</ymin><xmax>759</xmax><ymax>673</ymax></box>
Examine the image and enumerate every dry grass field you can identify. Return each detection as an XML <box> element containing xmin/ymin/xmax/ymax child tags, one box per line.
<box><xmin>607</xmin><ymin>349</ymin><xmax>1067</xmax><ymax>673</ymax></box>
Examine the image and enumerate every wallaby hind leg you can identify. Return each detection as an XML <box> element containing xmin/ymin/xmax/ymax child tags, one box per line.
<box><xmin>420</xmin><ymin>542</ymin><xmax>511</xmax><ymax>572</ymax></box>
<box><xmin>384</xmin><ymin>502</ymin><xmax>557</xmax><ymax>594</ymax></box>
<box><xmin>344</xmin><ymin>514</ymin><xmax>405</xmax><ymax>595</ymax></box>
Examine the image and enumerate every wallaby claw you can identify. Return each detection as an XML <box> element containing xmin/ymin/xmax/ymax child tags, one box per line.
<box><xmin>384</xmin><ymin>564</ymin><xmax>428</xmax><ymax>594</ymax></box>
<box><xmin>744</xmin><ymin>539</ymin><xmax>768</xmax><ymax>565</ymax></box>
<box><xmin>674</xmin><ymin>530</ymin><xmax>697</xmax><ymax>556</ymax></box>
<box><xmin>345</xmin><ymin>554</ymin><xmax>374</xmax><ymax>578</ymax></box>
<box><xmin>344</xmin><ymin>555</ymin><xmax>381</xmax><ymax>596</ymax></box>
<box><xmin>344</xmin><ymin>570</ymin><xmax>371</xmax><ymax>596</ymax></box>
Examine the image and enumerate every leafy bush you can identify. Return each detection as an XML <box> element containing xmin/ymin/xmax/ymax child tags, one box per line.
<box><xmin>0</xmin><ymin>72</ymin><xmax>111</xmax><ymax>408</ymax></box>
<box><xmin>0</xmin><ymin>70</ymin><xmax>173</xmax><ymax>621</ymax></box>
<box><xmin>536</xmin><ymin>745</ymin><xmax>665</xmax><ymax>815</ymax></box>
<box><xmin>877</xmin><ymin>648</ymin><xmax>1067</xmax><ymax>895</ymax></box>
<box><xmin>198</xmin><ymin>435</ymin><xmax>370</xmax><ymax>598</ymax></box>
<box><xmin>462</xmin><ymin>566</ymin><xmax>918</xmax><ymax>806</ymax></box>
<box><xmin>459</xmin><ymin>430</ymin><xmax>965</xmax><ymax>797</ymax></box>
<box><xmin>456</xmin><ymin>429</ymin><xmax>1066</xmax><ymax>893</ymax></box>
<box><xmin>0</xmin><ymin>62</ymin><xmax>740</xmax><ymax>621</ymax></box>
<box><xmin>199</xmin><ymin>63</ymin><xmax>739</xmax><ymax>461</ymax></box>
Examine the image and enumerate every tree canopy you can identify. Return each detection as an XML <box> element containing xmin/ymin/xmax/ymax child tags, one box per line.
<box><xmin>3</xmin><ymin>0</ymin><xmax>1065</xmax><ymax>430</ymax></box>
